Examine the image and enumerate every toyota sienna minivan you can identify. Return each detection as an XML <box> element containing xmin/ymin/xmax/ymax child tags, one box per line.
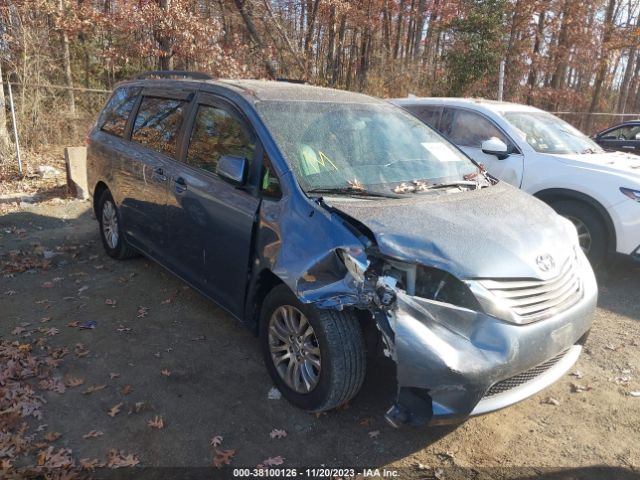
<box><xmin>87</xmin><ymin>73</ymin><xmax>597</xmax><ymax>426</ymax></box>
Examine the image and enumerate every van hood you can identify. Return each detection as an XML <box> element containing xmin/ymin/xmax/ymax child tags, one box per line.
<box><xmin>554</xmin><ymin>151</ymin><xmax>640</xmax><ymax>177</ymax></box>
<box><xmin>325</xmin><ymin>182</ymin><xmax>577</xmax><ymax>280</ymax></box>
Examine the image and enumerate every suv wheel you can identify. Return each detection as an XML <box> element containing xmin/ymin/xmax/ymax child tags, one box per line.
<box><xmin>552</xmin><ymin>200</ymin><xmax>606</xmax><ymax>267</ymax></box>
<box><xmin>97</xmin><ymin>190</ymin><xmax>139</xmax><ymax>260</ymax></box>
<box><xmin>260</xmin><ymin>285</ymin><xmax>366</xmax><ymax>412</ymax></box>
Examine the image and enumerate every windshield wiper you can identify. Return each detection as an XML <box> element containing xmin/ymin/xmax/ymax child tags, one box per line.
<box><xmin>393</xmin><ymin>180</ymin><xmax>480</xmax><ymax>194</ymax></box>
<box><xmin>307</xmin><ymin>187</ymin><xmax>399</xmax><ymax>199</ymax></box>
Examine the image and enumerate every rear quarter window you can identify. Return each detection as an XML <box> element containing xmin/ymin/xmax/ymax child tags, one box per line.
<box><xmin>98</xmin><ymin>87</ymin><xmax>141</xmax><ymax>137</ymax></box>
<box><xmin>131</xmin><ymin>97</ymin><xmax>187</xmax><ymax>158</ymax></box>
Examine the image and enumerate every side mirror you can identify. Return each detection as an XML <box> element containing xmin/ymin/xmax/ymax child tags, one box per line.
<box><xmin>216</xmin><ymin>155</ymin><xmax>248</xmax><ymax>185</ymax></box>
<box><xmin>481</xmin><ymin>138</ymin><xmax>509</xmax><ymax>159</ymax></box>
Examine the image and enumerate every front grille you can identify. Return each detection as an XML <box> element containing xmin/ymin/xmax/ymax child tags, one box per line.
<box><xmin>479</xmin><ymin>255</ymin><xmax>582</xmax><ymax>322</ymax></box>
<box><xmin>485</xmin><ymin>349</ymin><xmax>569</xmax><ymax>397</ymax></box>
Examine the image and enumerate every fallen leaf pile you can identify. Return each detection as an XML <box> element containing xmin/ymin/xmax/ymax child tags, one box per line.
<box><xmin>1</xmin><ymin>248</ymin><xmax>52</xmax><ymax>275</ymax></box>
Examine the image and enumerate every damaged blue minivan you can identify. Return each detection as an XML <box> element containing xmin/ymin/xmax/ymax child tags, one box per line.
<box><xmin>87</xmin><ymin>73</ymin><xmax>597</xmax><ymax>426</ymax></box>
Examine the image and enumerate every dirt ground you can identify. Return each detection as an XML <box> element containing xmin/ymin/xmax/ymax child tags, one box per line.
<box><xmin>1</xmin><ymin>198</ymin><xmax>639</xmax><ymax>480</ymax></box>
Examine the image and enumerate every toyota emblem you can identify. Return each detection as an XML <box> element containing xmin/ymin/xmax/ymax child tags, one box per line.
<box><xmin>536</xmin><ymin>254</ymin><xmax>555</xmax><ymax>272</ymax></box>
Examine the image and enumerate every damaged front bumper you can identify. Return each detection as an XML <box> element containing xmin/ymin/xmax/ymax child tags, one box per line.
<box><xmin>382</xmin><ymin>258</ymin><xmax>598</xmax><ymax>427</ymax></box>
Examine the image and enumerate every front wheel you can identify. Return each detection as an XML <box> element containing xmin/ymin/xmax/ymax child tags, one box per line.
<box><xmin>260</xmin><ymin>285</ymin><xmax>366</xmax><ymax>412</ymax></box>
<box><xmin>552</xmin><ymin>200</ymin><xmax>606</xmax><ymax>267</ymax></box>
<box><xmin>97</xmin><ymin>189</ymin><xmax>139</xmax><ymax>260</ymax></box>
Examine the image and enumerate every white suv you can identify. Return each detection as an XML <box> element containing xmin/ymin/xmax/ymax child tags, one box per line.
<box><xmin>392</xmin><ymin>97</ymin><xmax>640</xmax><ymax>266</ymax></box>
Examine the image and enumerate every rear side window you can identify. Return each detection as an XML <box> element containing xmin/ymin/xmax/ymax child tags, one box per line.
<box><xmin>131</xmin><ymin>97</ymin><xmax>187</xmax><ymax>158</ymax></box>
<box><xmin>98</xmin><ymin>87</ymin><xmax>140</xmax><ymax>137</ymax></box>
<box><xmin>405</xmin><ymin>105</ymin><xmax>441</xmax><ymax>130</ymax></box>
<box><xmin>186</xmin><ymin>105</ymin><xmax>255</xmax><ymax>175</ymax></box>
<box><xmin>440</xmin><ymin>108</ymin><xmax>508</xmax><ymax>148</ymax></box>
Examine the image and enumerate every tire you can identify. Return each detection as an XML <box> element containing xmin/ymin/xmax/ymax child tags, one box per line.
<box><xmin>97</xmin><ymin>189</ymin><xmax>139</xmax><ymax>260</ymax></box>
<box><xmin>552</xmin><ymin>200</ymin><xmax>607</xmax><ymax>267</ymax></box>
<box><xmin>260</xmin><ymin>284</ymin><xmax>366</xmax><ymax>412</ymax></box>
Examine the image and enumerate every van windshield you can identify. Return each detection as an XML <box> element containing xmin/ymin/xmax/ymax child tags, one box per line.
<box><xmin>256</xmin><ymin>101</ymin><xmax>480</xmax><ymax>194</ymax></box>
<box><xmin>502</xmin><ymin>111</ymin><xmax>604</xmax><ymax>155</ymax></box>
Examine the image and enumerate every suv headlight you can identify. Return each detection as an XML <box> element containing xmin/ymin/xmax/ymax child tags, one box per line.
<box><xmin>620</xmin><ymin>187</ymin><xmax>640</xmax><ymax>202</ymax></box>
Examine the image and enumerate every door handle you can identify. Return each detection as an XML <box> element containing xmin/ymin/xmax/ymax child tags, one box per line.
<box><xmin>152</xmin><ymin>167</ymin><xmax>167</xmax><ymax>182</ymax></box>
<box><xmin>173</xmin><ymin>176</ymin><xmax>187</xmax><ymax>194</ymax></box>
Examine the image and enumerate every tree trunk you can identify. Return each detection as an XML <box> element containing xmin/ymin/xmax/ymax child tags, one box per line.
<box><xmin>549</xmin><ymin>0</ymin><xmax>572</xmax><ymax>105</ymax></box>
<box><xmin>526</xmin><ymin>9</ymin><xmax>545</xmax><ymax>103</ymax></box>
<box><xmin>0</xmin><ymin>61</ymin><xmax>11</xmax><ymax>151</ymax></box>
<box><xmin>616</xmin><ymin>15</ymin><xmax>640</xmax><ymax>112</ymax></box>
<box><xmin>157</xmin><ymin>0</ymin><xmax>174</xmax><ymax>70</ymax></box>
<box><xmin>585</xmin><ymin>0</ymin><xmax>616</xmax><ymax>133</ymax></box>
<box><xmin>393</xmin><ymin>0</ymin><xmax>404</xmax><ymax>60</ymax></box>
<box><xmin>233</xmin><ymin>0</ymin><xmax>278</xmax><ymax>78</ymax></box>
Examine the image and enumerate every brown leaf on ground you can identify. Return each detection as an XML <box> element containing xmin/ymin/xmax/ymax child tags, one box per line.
<box><xmin>120</xmin><ymin>384</ymin><xmax>133</xmax><ymax>395</ymax></box>
<box><xmin>261</xmin><ymin>456</ymin><xmax>284</xmax><ymax>466</ymax></box>
<box><xmin>37</xmin><ymin>446</ymin><xmax>75</xmax><ymax>468</ymax></box>
<box><xmin>210</xmin><ymin>435</ymin><xmax>223</xmax><ymax>447</ymax></box>
<box><xmin>107</xmin><ymin>403</ymin><xmax>123</xmax><ymax>417</ymax></box>
<box><xmin>107</xmin><ymin>449</ymin><xmax>140</xmax><ymax>468</ymax></box>
<box><xmin>43</xmin><ymin>327</ymin><xmax>59</xmax><ymax>336</ymax></box>
<box><xmin>64</xmin><ymin>375</ymin><xmax>85</xmax><ymax>388</ymax></box>
<box><xmin>80</xmin><ymin>458</ymin><xmax>105</xmax><ymax>470</ymax></box>
<box><xmin>75</xmin><ymin>343</ymin><xmax>90</xmax><ymax>358</ymax></box>
<box><xmin>270</xmin><ymin>428</ymin><xmax>287</xmax><ymax>439</ymax></box>
<box><xmin>39</xmin><ymin>377</ymin><xmax>66</xmax><ymax>393</ymax></box>
<box><xmin>213</xmin><ymin>449</ymin><xmax>235</xmax><ymax>468</ymax></box>
<box><xmin>369</xmin><ymin>430</ymin><xmax>380</xmax><ymax>438</ymax></box>
<box><xmin>82</xmin><ymin>430</ymin><xmax>104</xmax><ymax>439</ymax></box>
<box><xmin>137</xmin><ymin>306</ymin><xmax>149</xmax><ymax>318</ymax></box>
<box><xmin>40</xmin><ymin>316</ymin><xmax>51</xmax><ymax>323</ymax></box>
<box><xmin>43</xmin><ymin>431</ymin><xmax>62</xmax><ymax>442</ymax></box>
<box><xmin>67</xmin><ymin>321</ymin><xmax>79</xmax><ymax>328</ymax></box>
<box><xmin>83</xmin><ymin>384</ymin><xmax>107</xmax><ymax>395</ymax></box>
<box><xmin>110</xmin><ymin>372</ymin><xmax>121</xmax><ymax>379</ymax></box>
<box><xmin>541</xmin><ymin>397</ymin><xmax>560</xmax><ymax>406</ymax></box>
<box><xmin>359</xmin><ymin>417</ymin><xmax>374</xmax><ymax>426</ymax></box>
<box><xmin>570</xmin><ymin>382</ymin><xmax>594</xmax><ymax>393</ymax></box>
<box><xmin>105</xmin><ymin>298</ymin><xmax>117</xmax><ymax>307</ymax></box>
<box><xmin>147</xmin><ymin>415</ymin><xmax>164</xmax><ymax>429</ymax></box>
<box><xmin>161</xmin><ymin>368</ymin><xmax>171</xmax><ymax>377</ymax></box>
<box><xmin>128</xmin><ymin>401</ymin><xmax>147</xmax><ymax>415</ymax></box>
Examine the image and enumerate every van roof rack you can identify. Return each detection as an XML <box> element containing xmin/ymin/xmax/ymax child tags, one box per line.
<box><xmin>135</xmin><ymin>71</ymin><xmax>214</xmax><ymax>80</ymax></box>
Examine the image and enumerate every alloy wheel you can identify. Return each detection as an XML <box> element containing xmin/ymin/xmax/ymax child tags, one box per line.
<box><xmin>268</xmin><ymin>305</ymin><xmax>321</xmax><ymax>393</ymax></box>
<box><xmin>565</xmin><ymin>215</ymin><xmax>592</xmax><ymax>254</ymax></box>
<box><xmin>102</xmin><ymin>200</ymin><xmax>119</xmax><ymax>250</ymax></box>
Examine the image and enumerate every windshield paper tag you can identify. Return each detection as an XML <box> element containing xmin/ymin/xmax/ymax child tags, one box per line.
<box><xmin>421</xmin><ymin>142</ymin><xmax>458</xmax><ymax>162</ymax></box>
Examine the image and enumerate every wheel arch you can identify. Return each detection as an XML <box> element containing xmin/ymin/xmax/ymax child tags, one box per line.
<box><xmin>244</xmin><ymin>268</ymin><xmax>286</xmax><ymax>335</ymax></box>
<box><xmin>533</xmin><ymin>188</ymin><xmax>616</xmax><ymax>253</ymax></box>
<box><xmin>93</xmin><ymin>181</ymin><xmax>110</xmax><ymax>217</ymax></box>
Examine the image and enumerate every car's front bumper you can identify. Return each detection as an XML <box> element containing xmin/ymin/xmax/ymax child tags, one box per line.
<box><xmin>384</xmin><ymin>253</ymin><xmax>598</xmax><ymax>427</ymax></box>
<box><xmin>609</xmin><ymin>197</ymin><xmax>640</xmax><ymax>256</ymax></box>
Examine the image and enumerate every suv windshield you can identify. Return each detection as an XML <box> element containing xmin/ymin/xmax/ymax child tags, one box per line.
<box><xmin>256</xmin><ymin>101</ymin><xmax>479</xmax><ymax>194</ymax></box>
<box><xmin>503</xmin><ymin>111</ymin><xmax>604</xmax><ymax>155</ymax></box>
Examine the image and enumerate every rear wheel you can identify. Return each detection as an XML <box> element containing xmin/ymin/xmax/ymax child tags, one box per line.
<box><xmin>97</xmin><ymin>189</ymin><xmax>139</xmax><ymax>260</ymax></box>
<box><xmin>552</xmin><ymin>200</ymin><xmax>606</xmax><ymax>267</ymax></box>
<box><xmin>260</xmin><ymin>285</ymin><xmax>366</xmax><ymax>412</ymax></box>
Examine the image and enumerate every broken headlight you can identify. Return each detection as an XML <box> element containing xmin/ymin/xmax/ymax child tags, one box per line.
<box><xmin>381</xmin><ymin>259</ymin><xmax>481</xmax><ymax>311</ymax></box>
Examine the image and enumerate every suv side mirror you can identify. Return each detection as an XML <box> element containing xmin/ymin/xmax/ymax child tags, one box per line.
<box><xmin>481</xmin><ymin>138</ymin><xmax>509</xmax><ymax>159</ymax></box>
<box><xmin>216</xmin><ymin>155</ymin><xmax>248</xmax><ymax>185</ymax></box>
